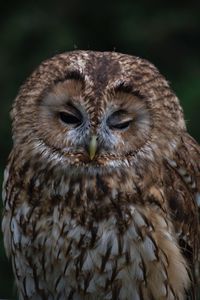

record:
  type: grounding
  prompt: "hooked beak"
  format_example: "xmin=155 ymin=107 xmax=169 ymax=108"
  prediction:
xmin=88 ymin=135 xmax=97 ymax=160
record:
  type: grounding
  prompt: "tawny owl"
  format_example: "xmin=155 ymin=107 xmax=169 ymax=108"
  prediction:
xmin=2 ymin=50 xmax=200 ymax=300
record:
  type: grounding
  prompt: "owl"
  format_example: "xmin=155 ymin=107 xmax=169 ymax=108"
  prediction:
xmin=2 ymin=50 xmax=200 ymax=300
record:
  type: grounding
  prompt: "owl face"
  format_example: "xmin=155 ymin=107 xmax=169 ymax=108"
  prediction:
xmin=12 ymin=51 xmax=184 ymax=175
xmin=38 ymin=77 xmax=151 ymax=169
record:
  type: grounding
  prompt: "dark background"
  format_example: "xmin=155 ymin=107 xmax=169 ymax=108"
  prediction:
xmin=0 ymin=1 xmax=200 ymax=298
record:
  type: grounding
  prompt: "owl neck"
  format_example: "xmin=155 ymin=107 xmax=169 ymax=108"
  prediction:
xmin=10 ymin=150 xmax=164 ymax=221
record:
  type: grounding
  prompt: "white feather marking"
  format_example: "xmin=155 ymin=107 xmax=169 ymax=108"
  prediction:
xmin=110 ymin=235 xmax=119 ymax=256
xmin=167 ymin=159 xmax=177 ymax=168
xmin=132 ymin=208 xmax=146 ymax=227
xmin=11 ymin=218 xmax=21 ymax=246
xmin=2 ymin=167 xmax=10 ymax=203
xmin=190 ymin=181 xmax=196 ymax=189
xmin=140 ymin=235 xmax=157 ymax=262
xmin=117 ymin=269 xmax=141 ymax=299
xmin=24 ymin=275 xmax=36 ymax=297
xmin=76 ymin=56 xmax=86 ymax=69
xmin=195 ymin=193 xmax=200 ymax=207
xmin=32 ymin=140 xmax=65 ymax=165
xmin=15 ymin=202 xmax=31 ymax=221
xmin=82 ymin=251 xmax=95 ymax=272
xmin=67 ymin=225 xmax=85 ymax=243
xmin=183 ymin=174 xmax=192 ymax=183
xmin=55 ymin=276 xmax=66 ymax=293
xmin=88 ymin=273 xmax=106 ymax=292
xmin=126 ymin=223 xmax=141 ymax=241
xmin=177 ymin=167 xmax=187 ymax=176
xmin=111 ymin=188 xmax=118 ymax=199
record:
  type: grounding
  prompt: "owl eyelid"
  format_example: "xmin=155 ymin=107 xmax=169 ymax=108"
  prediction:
xmin=108 ymin=119 xmax=132 ymax=130
xmin=64 ymin=102 xmax=82 ymax=117
xmin=107 ymin=111 xmax=133 ymax=130
xmin=59 ymin=111 xmax=82 ymax=126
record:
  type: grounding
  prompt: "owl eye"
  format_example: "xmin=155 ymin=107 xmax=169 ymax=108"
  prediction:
xmin=59 ymin=112 xmax=82 ymax=126
xmin=110 ymin=120 xmax=131 ymax=130
xmin=59 ymin=103 xmax=83 ymax=126
xmin=107 ymin=110 xmax=132 ymax=130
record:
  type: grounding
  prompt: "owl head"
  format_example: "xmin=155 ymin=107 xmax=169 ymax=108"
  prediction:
xmin=11 ymin=51 xmax=186 ymax=175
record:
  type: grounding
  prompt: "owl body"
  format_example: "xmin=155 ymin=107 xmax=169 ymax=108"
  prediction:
xmin=2 ymin=51 xmax=200 ymax=300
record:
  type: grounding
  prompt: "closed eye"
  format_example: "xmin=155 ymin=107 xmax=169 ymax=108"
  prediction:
xmin=60 ymin=112 xmax=82 ymax=125
xmin=59 ymin=103 xmax=83 ymax=127
xmin=109 ymin=120 xmax=131 ymax=130
xmin=107 ymin=110 xmax=133 ymax=130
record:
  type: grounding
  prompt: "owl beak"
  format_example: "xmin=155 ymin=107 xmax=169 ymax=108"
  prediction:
xmin=88 ymin=135 xmax=97 ymax=160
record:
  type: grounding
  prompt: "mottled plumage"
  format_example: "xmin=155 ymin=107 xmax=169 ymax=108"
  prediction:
xmin=2 ymin=51 xmax=200 ymax=300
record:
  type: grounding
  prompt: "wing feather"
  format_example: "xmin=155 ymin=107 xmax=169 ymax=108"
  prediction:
xmin=164 ymin=133 xmax=200 ymax=299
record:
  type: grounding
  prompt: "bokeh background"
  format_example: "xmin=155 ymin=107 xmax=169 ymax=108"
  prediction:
xmin=0 ymin=1 xmax=200 ymax=298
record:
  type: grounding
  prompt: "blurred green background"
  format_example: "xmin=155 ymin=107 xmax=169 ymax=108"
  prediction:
xmin=0 ymin=0 xmax=200 ymax=298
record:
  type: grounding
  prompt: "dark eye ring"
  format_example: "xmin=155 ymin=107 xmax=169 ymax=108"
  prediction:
xmin=59 ymin=112 xmax=82 ymax=126
xmin=110 ymin=120 xmax=131 ymax=130
xmin=107 ymin=110 xmax=132 ymax=130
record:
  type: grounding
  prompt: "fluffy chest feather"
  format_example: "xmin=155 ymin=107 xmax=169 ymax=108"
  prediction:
xmin=4 ymin=175 xmax=189 ymax=300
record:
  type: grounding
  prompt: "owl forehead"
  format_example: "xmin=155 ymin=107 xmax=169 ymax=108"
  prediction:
xmin=20 ymin=50 xmax=161 ymax=108
xmin=64 ymin=51 xmax=132 ymax=93
xmin=50 ymin=53 xmax=148 ymax=119
xmin=83 ymin=53 xmax=123 ymax=86
xmin=51 ymin=52 xmax=148 ymax=107
xmin=17 ymin=51 xmax=174 ymax=116
xmin=56 ymin=51 xmax=165 ymax=105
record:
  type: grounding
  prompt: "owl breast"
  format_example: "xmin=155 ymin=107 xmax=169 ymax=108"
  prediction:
xmin=5 ymin=170 xmax=189 ymax=300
